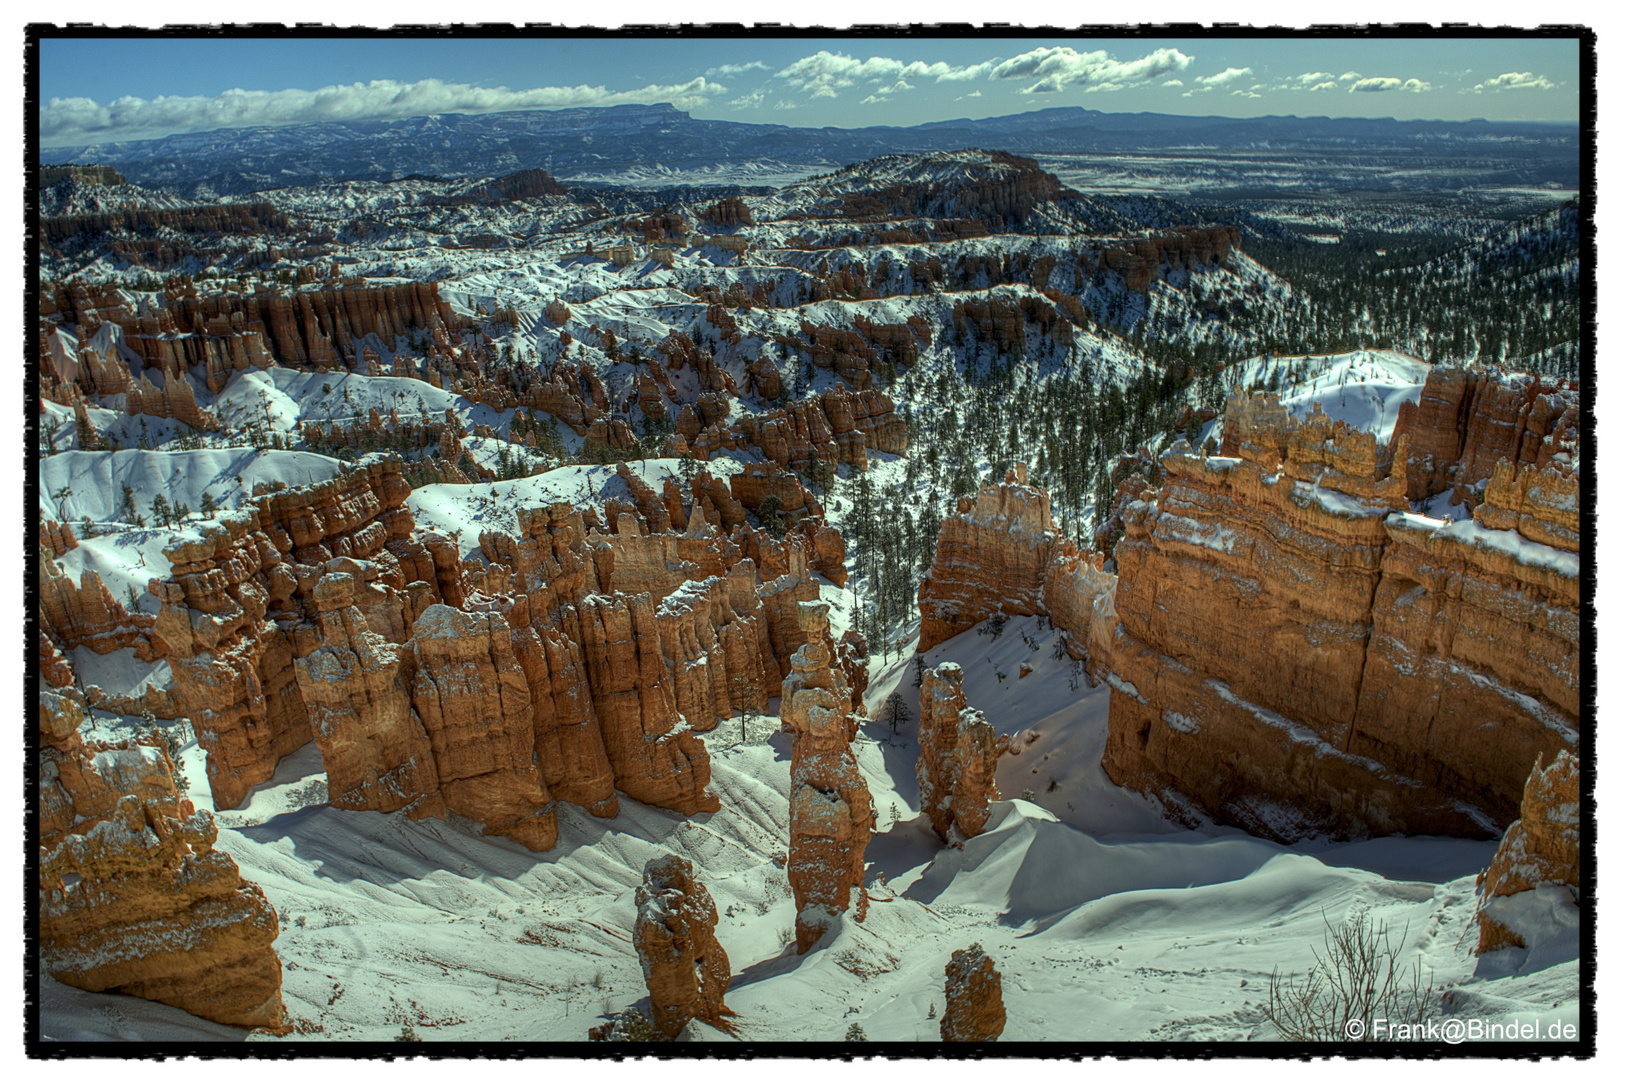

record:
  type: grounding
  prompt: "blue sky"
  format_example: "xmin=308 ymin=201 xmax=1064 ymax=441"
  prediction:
xmin=39 ymin=35 xmax=1582 ymax=147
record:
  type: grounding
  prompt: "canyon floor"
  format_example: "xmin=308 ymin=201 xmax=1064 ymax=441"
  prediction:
xmin=42 ymin=602 xmax=1579 ymax=1043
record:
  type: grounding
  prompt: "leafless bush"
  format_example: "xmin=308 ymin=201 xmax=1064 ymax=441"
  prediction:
xmin=1265 ymin=905 xmax=1436 ymax=1041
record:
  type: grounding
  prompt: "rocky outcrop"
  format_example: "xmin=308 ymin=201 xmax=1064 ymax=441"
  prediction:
xmin=403 ymin=604 xmax=557 ymax=850
xmin=802 ymin=519 xmax=848 ymax=587
xmin=917 ymin=664 xmax=1000 ymax=841
xmin=1095 ymin=432 xmax=1577 ymax=839
xmin=941 ymin=943 xmax=1005 ymax=1042
xmin=924 ymin=383 xmax=1579 ymax=844
xmin=125 ymin=368 xmax=217 ymax=429
xmin=43 ymin=278 xmax=466 ymax=379
xmin=114 ymin=453 xmax=847 ymax=852
xmin=701 ymin=197 xmax=753 ymax=229
xmin=38 ymin=555 xmax=157 ymax=658
xmin=38 ymin=685 xmax=284 ymax=1028
xmin=780 ymin=602 xmax=873 ymax=952
xmin=695 ymin=387 xmax=906 ymax=473
xmin=572 ymin=593 xmax=721 ymax=815
xmin=152 ymin=513 xmax=313 ymax=813
xmin=1390 ymin=367 xmax=1578 ymax=504
xmin=1475 ymin=751 xmax=1581 ymax=954
xmin=293 ymin=571 xmax=446 ymax=819
xmin=917 ymin=464 xmax=1056 ymax=652
xmin=1085 ymin=377 xmax=1581 ymax=840
xmin=633 ymin=855 xmax=732 ymax=1039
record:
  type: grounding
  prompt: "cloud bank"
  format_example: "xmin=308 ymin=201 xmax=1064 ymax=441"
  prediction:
xmin=42 ymin=76 xmax=728 ymax=145
xmin=989 ymin=46 xmax=1193 ymax=94
xmin=1471 ymin=71 xmax=1556 ymax=92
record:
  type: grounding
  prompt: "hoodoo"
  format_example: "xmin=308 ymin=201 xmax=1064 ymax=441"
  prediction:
xmin=780 ymin=601 xmax=874 ymax=953
xmin=633 ymin=855 xmax=733 ymax=1039
xmin=917 ymin=662 xmax=1001 ymax=841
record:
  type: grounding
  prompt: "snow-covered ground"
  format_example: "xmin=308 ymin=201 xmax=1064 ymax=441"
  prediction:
xmin=1224 ymin=349 xmax=1432 ymax=444
xmin=46 ymin=609 xmax=1577 ymax=1044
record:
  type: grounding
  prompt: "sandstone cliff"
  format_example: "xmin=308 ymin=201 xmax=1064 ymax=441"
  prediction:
xmin=1087 ymin=377 xmax=1579 ymax=840
xmin=917 ymin=463 xmax=1056 ymax=652
xmin=38 ymin=685 xmax=285 ymax=1028
xmin=922 ymin=372 xmax=1579 ymax=842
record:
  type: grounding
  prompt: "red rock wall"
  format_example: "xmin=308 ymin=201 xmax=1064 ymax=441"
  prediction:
xmin=1089 ymin=383 xmax=1580 ymax=840
xmin=917 ymin=464 xmax=1056 ymax=652
xmin=38 ymin=686 xmax=285 ymax=1028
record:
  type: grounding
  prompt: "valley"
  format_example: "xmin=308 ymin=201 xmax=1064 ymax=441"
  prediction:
xmin=32 ymin=104 xmax=1585 ymax=1048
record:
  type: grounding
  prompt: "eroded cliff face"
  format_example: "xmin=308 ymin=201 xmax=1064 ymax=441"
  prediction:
xmin=114 ymin=454 xmax=849 ymax=848
xmin=917 ymin=463 xmax=1056 ymax=652
xmin=917 ymin=663 xmax=1001 ymax=842
xmin=38 ymin=686 xmax=285 ymax=1028
xmin=780 ymin=602 xmax=873 ymax=953
xmin=1476 ymin=751 xmax=1581 ymax=955
xmin=922 ymin=366 xmax=1580 ymax=843
xmin=633 ymin=855 xmax=732 ymax=1039
xmin=1090 ymin=371 xmax=1580 ymax=841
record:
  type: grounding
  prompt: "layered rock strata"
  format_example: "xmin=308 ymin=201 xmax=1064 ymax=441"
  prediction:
xmin=917 ymin=463 xmax=1056 ymax=652
xmin=38 ymin=685 xmax=285 ymax=1028
xmin=780 ymin=602 xmax=873 ymax=952
xmin=921 ymin=372 xmax=1579 ymax=841
xmin=1101 ymin=388 xmax=1576 ymax=839
xmin=917 ymin=664 xmax=1001 ymax=841
xmin=633 ymin=855 xmax=732 ymax=1039
xmin=130 ymin=457 xmax=849 ymax=849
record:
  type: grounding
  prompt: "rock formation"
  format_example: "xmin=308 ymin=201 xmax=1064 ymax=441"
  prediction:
xmin=1085 ymin=376 xmax=1579 ymax=840
xmin=780 ymin=601 xmax=873 ymax=952
xmin=125 ymin=368 xmax=217 ymax=429
xmin=38 ymin=685 xmax=285 ymax=1028
xmin=917 ymin=463 xmax=1056 ymax=652
xmin=941 ymin=944 xmax=1005 ymax=1042
xmin=917 ymin=663 xmax=1001 ymax=841
xmin=921 ymin=372 xmax=1579 ymax=843
xmin=633 ymin=855 xmax=732 ymax=1039
xmin=38 ymin=555 xmax=157 ymax=658
xmin=1476 ymin=751 xmax=1581 ymax=954
xmin=403 ymin=604 xmax=558 ymax=849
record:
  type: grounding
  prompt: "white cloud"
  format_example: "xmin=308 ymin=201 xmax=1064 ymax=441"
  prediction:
xmin=959 ymin=90 xmax=983 ymax=99
xmin=1471 ymin=71 xmax=1556 ymax=92
xmin=860 ymin=80 xmax=915 ymax=105
xmin=706 ymin=61 xmax=769 ymax=78
xmin=1292 ymin=71 xmax=1336 ymax=86
xmin=1308 ymin=81 xmax=1339 ymax=92
xmin=1162 ymin=79 xmax=1184 ymax=87
xmin=772 ymin=51 xmax=995 ymax=99
xmin=1349 ymin=76 xmax=1432 ymax=93
xmin=42 ymin=76 xmax=728 ymax=145
xmin=771 ymin=99 xmax=799 ymax=111
xmin=728 ymin=88 xmax=768 ymax=110
xmin=989 ymin=46 xmax=1192 ymax=94
xmin=1338 ymin=71 xmax=1363 ymax=82
xmin=1195 ymin=66 xmax=1253 ymax=87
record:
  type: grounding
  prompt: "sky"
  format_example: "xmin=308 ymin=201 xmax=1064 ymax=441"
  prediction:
xmin=37 ymin=34 xmax=1583 ymax=147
